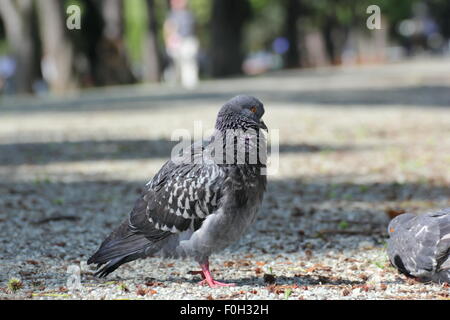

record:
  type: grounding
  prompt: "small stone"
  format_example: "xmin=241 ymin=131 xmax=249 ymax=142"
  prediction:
xmin=358 ymin=241 xmax=373 ymax=250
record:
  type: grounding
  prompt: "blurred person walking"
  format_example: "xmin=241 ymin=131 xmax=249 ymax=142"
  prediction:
xmin=163 ymin=0 xmax=199 ymax=89
xmin=0 ymin=55 xmax=17 ymax=95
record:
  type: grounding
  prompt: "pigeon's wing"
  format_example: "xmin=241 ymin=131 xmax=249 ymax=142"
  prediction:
xmin=432 ymin=209 xmax=450 ymax=270
xmin=407 ymin=216 xmax=441 ymax=277
xmin=128 ymin=160 xmax=225 ymax=239
xmin=390 ymin=215 xmax=441 ymax=278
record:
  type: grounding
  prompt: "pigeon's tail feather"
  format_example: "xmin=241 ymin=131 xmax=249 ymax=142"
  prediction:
xmin=87 ymin=220 xmax=154 ymax=278
xmin=93 ymin=252 xmax=144 ymax=278
xmin=431 ymin=269 xmax=450 ymax=284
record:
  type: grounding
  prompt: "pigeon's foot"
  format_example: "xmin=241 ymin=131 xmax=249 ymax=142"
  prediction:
xmin=198 ymin=261 xmax=235 ymax=288
xmin=198 ymin=279 xmax=236 ymax=288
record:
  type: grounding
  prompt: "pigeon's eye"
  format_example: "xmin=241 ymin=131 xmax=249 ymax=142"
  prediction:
xmin=389 ymin=228 xmax=395 ymax=233
xmin=250 ymin=106 xmax=257 ymax=113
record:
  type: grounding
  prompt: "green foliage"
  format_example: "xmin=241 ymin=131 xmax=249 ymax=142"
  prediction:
xmin=124 ymin=0 xmax=148 ymax=63
xmin=284 ymin=288 xmax=293 ymax=300
xmin=7 ymin=278 xmax=23 ymax=293
xmin=190 ymin=0 xmax=212 ymax=26
xmin=244 ymin=1 xmax=285 ymax=52
xmin=338 ymin=220 xmax=350 ymax=230
xmin=52 ymin=198 xmax=64 ymax=206
xmin=249 ymin=0 xmax=272 ymax=12
xmin=377 ymin=0 xmax=419 ymax=23
xmin=0 ymin=40 xmax=10 ymax=55
xmin=189 ymin=0 xmax=213 ymax=49
xmin=117 ymin=282 xmax=129 ymax=292
xmin=64 ymin=0 xmax=86 ymax=15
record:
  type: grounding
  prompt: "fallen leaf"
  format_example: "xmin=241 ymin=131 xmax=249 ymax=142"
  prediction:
xmin=342 ymin=289 xmax=351 ymax=296
xmin=145 ymin=281 xmax=164 ymax=287
xmin=305 ymin=264 xmax=332 ymax=273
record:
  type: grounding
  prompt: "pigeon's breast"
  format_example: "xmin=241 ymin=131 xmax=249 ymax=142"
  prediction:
xmin=175 ymin=166 xmax=266 ymax=262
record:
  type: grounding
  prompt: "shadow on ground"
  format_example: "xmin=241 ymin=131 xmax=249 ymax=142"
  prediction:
xmin=118 ymin=274 xmax=367 ymax=288
xmin=0 ymin=140 xmax=372 ymax=165
xmin=1 ymin=85 xmax=450 ymax=114
xmin=1 ymin=178 xmax=449 ymax=226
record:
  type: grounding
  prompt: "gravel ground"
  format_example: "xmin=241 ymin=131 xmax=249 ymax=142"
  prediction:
xmin=1 ymin=58 xmax=450 ymax=300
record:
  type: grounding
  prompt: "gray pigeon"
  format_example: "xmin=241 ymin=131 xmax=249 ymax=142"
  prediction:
xmin=88 ymin=95 xmax=268 ymax=288
xmin=387 ymin=208 xmax=450 ymax=284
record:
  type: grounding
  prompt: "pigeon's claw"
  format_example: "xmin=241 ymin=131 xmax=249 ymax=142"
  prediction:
xmin=198 ymin=279 xmax=236 ymax=288
xmin=198 ymin=261 xmax=235 ymax=288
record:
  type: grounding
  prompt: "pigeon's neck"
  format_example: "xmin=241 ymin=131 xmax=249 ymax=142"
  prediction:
xmin=215 ymin=113 xmax=258 ymax=132
xmin=207 ymin=128 xmax=267 ymax=167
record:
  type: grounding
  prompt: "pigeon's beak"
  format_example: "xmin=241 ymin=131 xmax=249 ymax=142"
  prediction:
xmin=259 ymin=120 xmax=268 ymax=132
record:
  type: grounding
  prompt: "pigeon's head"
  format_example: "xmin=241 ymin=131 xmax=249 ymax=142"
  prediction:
xmin=387 ymin=213 xmax=416 ymax=236
xmin=215 ymin=95 xmax=267 ymax=131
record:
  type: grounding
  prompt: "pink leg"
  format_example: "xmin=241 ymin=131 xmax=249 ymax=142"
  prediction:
xmin=198 ymin=261 xmax=235 ymax=288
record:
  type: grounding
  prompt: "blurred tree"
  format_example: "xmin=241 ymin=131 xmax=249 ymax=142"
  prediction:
xmin=36 ymin=0 xmax=76 ymax=93
xmin=283 ymin=0 xmax=302 ymax=68
xmin=124 ymin=0 xmax=146 ymax=64
xmin=425 ymin=0 xmax=450 ymax=38
xmin=142 ymin=0 xmax=162 ymax=82
xmin=245 ymin=0 xmax=284 ymax=53
xmin=210 ymin=0 xmax=251 ymax=77
xmin=304 ymin=0 xmax=378 ymax=64
xmin=190 ymin=0 xmax=212 ymax=48
xmin=0 ymin=0 xmax=36 ymax=93
xmin=321 ymin=10 xmax=341 ymax=64
xmin=306 ymin=0 xmax=354 ymax=64
xmin=124 ymin=0 xmax=161 ymax=82
xmin=66 ymin=0 xmax=104 ymax=88
xmin=96 ymin=0 xmax=135 ymax=85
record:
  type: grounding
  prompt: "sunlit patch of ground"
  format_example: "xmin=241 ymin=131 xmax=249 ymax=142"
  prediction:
xmin=1 ymin=58 xmax=450 ymax=300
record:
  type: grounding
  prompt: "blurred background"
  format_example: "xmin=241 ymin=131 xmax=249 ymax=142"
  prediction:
xmin=2 ymin=0 xmax=450 ymax=300
xmin=1 ymin=0 xmax=450 ymax=95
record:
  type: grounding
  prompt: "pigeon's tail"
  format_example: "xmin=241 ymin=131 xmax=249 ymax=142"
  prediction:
xmin=87 ymin=220 xmax=154 ymax=278
xmin=433 ymin=258 xmax=450 ymax=284
xmin=431 ymin=270 xmax=450 ymax=284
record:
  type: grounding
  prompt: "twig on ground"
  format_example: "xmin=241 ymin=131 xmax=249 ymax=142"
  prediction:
xmin=33 ymin=215 xmax=80 ymax=225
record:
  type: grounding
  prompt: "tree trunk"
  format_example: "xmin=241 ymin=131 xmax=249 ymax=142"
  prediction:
xmin=284 ymin=0 xmax=301 ymax=68
xmin=96 ymin=0 xmax=135 ymax=86
xmin=0 ymin=0 xmax=35 ymax=93
xmin=67 ymin=0 xmax=104 ymax=87
xmin=142 ymin=0 xmax=161 ymax=82
xmin=102 ymin=0 xmax=123 ymax=39
xmin=322 ymin=17 xmax=337 ymax=64
xmin=36 ymin=0 xmax=76 ymax=93
xmin=210 ymin=0 xmax=250 ymax=77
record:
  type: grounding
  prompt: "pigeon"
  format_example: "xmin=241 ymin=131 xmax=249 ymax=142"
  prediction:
xmin=87 ymin=95 xmax=268 ymax=288
xmin=387 ymin=208 xmax=450 ymax=284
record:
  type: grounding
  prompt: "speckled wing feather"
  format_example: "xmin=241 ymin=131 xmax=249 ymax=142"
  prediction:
xmin=388 ymin=209 xmax=450 ymax=282
xmin=88 ymin=141 xmax=228 ymax=277
xmin=403 ymin=214 xmax=440 ymax=277
xmin=128 ymin=158 xmax=225 ymax=240
xmin=433 ymin=209 xmax=450 ymax=271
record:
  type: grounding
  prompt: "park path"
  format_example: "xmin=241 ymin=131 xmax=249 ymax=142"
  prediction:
xmin=1 ymin=58 xmax=450 ymax=299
